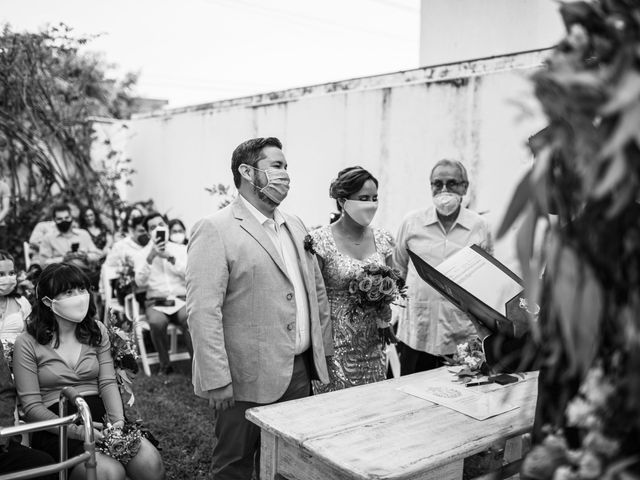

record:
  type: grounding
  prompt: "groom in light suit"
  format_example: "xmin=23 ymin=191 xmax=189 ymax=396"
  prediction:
xmin=186 ymin=137 xmax=333 ymax=479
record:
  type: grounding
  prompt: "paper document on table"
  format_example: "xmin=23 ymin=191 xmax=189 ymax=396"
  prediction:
xmin=436 ymin=247 xmax=522 ymax=315
xmin=398 ymin=382 xmax=518 ymax=421
xmin=152 ymin=298 xmax=185 ymax=316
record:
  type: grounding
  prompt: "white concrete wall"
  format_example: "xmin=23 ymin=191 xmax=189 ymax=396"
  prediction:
xmin=420 ymin=0 xmax=564 ymax=66
xmin=104 ymin=51 xmax=548 ymax=267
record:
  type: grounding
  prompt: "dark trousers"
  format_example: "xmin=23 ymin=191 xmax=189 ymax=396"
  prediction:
xmin=397 ymin=342 xmax=444 ymax=375
xmin=0 ymin=441 xmax=57 ymax=480
xmin=145 ymin=303 xmax=193 ymax=369
xmin=211 ymin=353 xmax=311 ymax=480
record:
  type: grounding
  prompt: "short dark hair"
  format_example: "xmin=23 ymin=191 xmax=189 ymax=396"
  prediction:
xmin=51 ymin=203 xmax=71 ymax=218
xmin=329 ymin=166 xmax=379 ymax=211
xmin=28 ymin=263 xmax=100 ymax=348
xmin=143 ymin=212 xmax=168 ymax=232
xmin=231 ymin=137 xmax=283 ymax=188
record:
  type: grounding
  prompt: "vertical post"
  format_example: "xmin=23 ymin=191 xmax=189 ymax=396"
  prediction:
xmin=76 ymin=398 xmax=97 ymax=480
xmin=260 ymin=430 xmax=279 ymax=480
xmin=58 ymin=395 xmax=69 ymax=480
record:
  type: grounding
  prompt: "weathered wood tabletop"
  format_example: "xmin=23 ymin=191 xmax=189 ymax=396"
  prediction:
xmin=246 ymin=367 xmax=538 ymax=480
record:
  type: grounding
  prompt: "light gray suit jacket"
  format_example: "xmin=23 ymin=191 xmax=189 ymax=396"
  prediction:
xmin=186 ymin=197 xmax=333 ymax=403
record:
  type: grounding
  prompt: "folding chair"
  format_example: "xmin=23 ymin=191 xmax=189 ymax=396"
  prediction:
xmin=123 ymin=293 xmax=189 ymax=376
xmin=0 ymin=387 xmax=97 ymax=480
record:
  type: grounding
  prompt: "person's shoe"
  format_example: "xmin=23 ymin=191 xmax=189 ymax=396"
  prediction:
xmin=159 ymin=365 xmax=174 ymax=375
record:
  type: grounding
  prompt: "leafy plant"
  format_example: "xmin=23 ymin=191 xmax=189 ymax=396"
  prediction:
xmin=498 ymin=1 xmax=640 ymax=478
xmin=0 ymin=23 xmax=138 ymax=266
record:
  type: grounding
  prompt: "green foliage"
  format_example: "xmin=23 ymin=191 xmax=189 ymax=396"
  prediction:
xmin=0 ymin=23 xmax=137 ymax=265
xmin=499 ymin=1 xmax=640 ymax=478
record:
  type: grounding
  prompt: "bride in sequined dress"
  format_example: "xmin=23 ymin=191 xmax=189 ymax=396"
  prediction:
xmin=312 ymin=167 xmax=396 ymax=394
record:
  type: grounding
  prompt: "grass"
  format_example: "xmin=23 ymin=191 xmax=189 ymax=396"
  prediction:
xmin=125 ymin=360 xmax=215 ymax=480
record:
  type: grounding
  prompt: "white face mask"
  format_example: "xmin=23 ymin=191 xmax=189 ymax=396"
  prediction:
xmin=343 ymin=200 xmax=378 ymax=227
xmin=44 ymin=292 xmax=91 ymax=323
xmin=433 ymin=192 xmax=462 ymax=217
xmin=0 ymin=275 xmax=17 ymax=296
xmin=170 ymin=232 xmax=186 ymax=244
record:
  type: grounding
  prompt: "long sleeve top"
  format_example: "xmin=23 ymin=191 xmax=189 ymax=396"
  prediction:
xmin=13 ymin=321 xmax=124 ymax=437
xmin=134 ymin=241 xmax=187 ymax=299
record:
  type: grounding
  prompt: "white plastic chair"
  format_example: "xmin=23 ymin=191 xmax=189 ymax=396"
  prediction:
xmin=123 ymin=293 xmax=189 ymax=376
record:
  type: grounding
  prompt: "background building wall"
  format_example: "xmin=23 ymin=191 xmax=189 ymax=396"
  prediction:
xmin=102 ymin=51 xmax=549 ymax=267
xmin=419 ymin=0 xmax=564 ymax=66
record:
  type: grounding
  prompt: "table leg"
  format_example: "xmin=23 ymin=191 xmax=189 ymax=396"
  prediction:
xmin=261 ymin=430 xmax=280 ymax=480
xmin=504 ymin=435 xmax=524 ymax=479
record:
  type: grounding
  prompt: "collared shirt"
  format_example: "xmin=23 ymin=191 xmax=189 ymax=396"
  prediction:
xmin=39 ymin=228 xmax=101 ymax=265
xmin=392 ymin=206 xmax=493 ymax=356
xmin=239 ymin=195 xmax=310 ymax=354
xmin=134 ymin=241 xmax=187 ymax=299
xmin=29 ymin=221 xmax=57 ymax=249
xmin=104 ymin=236 xmax=146 ymax=278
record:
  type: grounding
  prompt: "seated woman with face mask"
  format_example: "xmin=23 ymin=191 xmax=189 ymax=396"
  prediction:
xmin=0 ymin=250 xmax=31 ymax=345
xmin=13 ymin=263 xmax=165 ymax=480
xmin=311 ymin=166 xmax=396 ymax=395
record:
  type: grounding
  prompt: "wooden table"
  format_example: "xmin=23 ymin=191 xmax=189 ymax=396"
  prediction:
xmin=246 ymin=368 xmax=538 ymax=480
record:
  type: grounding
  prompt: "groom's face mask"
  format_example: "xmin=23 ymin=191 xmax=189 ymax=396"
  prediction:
xmin=242 ymin=164 xmax=290 ymax=205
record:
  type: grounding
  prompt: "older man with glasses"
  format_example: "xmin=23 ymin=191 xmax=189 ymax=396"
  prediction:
xmin=392 ymin=159 xmax=493 ymax=374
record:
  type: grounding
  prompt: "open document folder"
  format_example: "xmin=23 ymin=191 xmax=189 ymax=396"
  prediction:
xmin=408 ymin=245 xmax=529 ymax=337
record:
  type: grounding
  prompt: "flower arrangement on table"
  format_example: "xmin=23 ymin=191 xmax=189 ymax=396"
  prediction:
xmin=445 ymin=337 xmax=490 ymax=383
xmin=97 ymin=419 xmax=143 ymax=465
xmin=346 ymin=263 xmax=407 ymax=343
xmin=113 ymin=256 xmax=136 ymax=305
xmin=106 ymin=315 xmax=139 ymax=407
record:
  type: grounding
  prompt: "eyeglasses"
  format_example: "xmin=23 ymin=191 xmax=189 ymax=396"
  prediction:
xmin=430 ymin=180 xmax=467 ymax=190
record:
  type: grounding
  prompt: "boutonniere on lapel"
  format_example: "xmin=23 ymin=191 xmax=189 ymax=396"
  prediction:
xmin=303 ymin=234 xmax=316 ymax=255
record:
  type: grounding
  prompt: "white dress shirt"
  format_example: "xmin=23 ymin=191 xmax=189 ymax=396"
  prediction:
xmin=134 ymin=241 xmax=188 ymax=299
xmin=239 ymin=195 xmax=310 ymax=354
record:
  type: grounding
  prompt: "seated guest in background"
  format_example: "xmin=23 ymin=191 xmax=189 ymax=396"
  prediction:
xmin=311 ymin=166 xmax=396 ymax=394
xmin=79 ymin=207 xmax=113 ymax=258
xmin=38 ymin=203 xmax=101 ymax=268
xmin=393 ymin=159 xmax=493 ymax=374
xmin=13 ymin=263 xmax=165 ymax=480
xmin=0 ymin=251 xmax=30 ymax=344
xmin=28 ymin=217 xmax=57 ymax=259
xmin=105 ymin=211 xmax=148 ymax=272
xmin=168 ymin=219 xmax=188 ymax=245
xmin=0 ymin=341 xmax=56 ymax=480
xmin=135 ymin=213 xmax=192 ymax=375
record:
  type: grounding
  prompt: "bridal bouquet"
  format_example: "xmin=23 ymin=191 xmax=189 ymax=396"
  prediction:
xmin=97 ymin=421 xmax=142 ymax=465
xmin=106 ymin=317 xmax=139 ymax=406
xmin=347 ymin=263 xmax=407 ymax=328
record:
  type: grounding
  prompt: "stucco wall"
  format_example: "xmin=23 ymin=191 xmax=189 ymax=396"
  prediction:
xmin=103 ymin=50 xmax=549 ymax=268
xmin=419 ymin=0 xmax=564 ymax=66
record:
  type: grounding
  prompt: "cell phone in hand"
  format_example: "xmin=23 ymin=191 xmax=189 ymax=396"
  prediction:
xmin=71 ymin=242 xmax=80 ymax=253
xmin=155 ymin=227 xmax=167 ymax=244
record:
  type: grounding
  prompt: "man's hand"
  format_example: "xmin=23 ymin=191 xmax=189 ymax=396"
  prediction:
xmin=207 ymin=384 xmax=234 ymax=412
xmin=148 ymin=240 xmax=175 ymax=264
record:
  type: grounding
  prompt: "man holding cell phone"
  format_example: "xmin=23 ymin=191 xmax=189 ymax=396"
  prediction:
xmin=134 ymin=212 xmax=193 ymax=375
xmin=39 ymin=203 xmax=101 ymax=267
